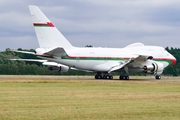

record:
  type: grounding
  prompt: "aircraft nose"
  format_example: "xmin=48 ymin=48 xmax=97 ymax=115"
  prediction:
xmin=171 ymin=56 xmax=176 ymax=66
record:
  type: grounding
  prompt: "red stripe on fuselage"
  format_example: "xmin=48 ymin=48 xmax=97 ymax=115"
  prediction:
xmin=153 ymin=58 xmax=176 ymax=66
xmin=68 ymin=56 xmax=131 ymax=60
xmin=169 ymin=58 xmax=176 ymax=66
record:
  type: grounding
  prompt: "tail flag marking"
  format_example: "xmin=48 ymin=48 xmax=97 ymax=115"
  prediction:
xmin=33 ymin=22 xmax=55 ymax=27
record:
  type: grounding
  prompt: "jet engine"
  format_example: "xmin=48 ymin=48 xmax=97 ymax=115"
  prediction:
xmin=42 ymin=62 xmax=69 ymax=72
xmin=143 ymin=62 xmax=164 ymax=75
xmin=48 ymin=66 xmax=69 ymax=72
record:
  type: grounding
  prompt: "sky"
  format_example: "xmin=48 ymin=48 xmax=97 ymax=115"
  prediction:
xmin=0 ymin=0 xmax=180 ymax=51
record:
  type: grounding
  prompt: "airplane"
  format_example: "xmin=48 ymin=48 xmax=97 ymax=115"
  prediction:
xmin=13 ymin=5 xmax=176 ymax=80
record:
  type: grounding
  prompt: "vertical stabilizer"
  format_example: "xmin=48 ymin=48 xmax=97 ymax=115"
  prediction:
xmin=28 ymin=5 xmax=74 ymax=49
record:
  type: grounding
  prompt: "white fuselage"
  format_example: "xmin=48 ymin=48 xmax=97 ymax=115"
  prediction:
xmin=38 ymin=45 xmax=175 ymax=73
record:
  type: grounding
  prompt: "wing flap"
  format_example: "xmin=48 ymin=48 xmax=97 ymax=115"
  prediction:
xmin=108 ymin=54 xmax=152 ymax=73
xmin=108 ymin=60 xmax=131 ymax=73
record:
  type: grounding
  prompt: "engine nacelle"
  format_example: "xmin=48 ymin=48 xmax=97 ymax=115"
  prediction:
xmin=42 ymin=62 xmax=69 ymax=72
xmin=143 ymin=62 xmax=164 ymax=75
xmin=49 ymin=66 xmax=69 ymax=72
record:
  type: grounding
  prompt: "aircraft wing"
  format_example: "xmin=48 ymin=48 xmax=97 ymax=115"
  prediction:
xmin=108 ymin=54 xmax=152 ymax=73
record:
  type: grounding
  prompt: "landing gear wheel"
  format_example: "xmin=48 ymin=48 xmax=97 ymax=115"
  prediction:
xmin=95 ymin=72 xmax=113 ymax=80
xmin=119 ymin=75 xmax=129 ymax=80
xmin=103 ymin=75 xmax=107 ymax=79
xmin=95 ymin=75 xmax=98 ymax=79
xmin=155 ymin=75 xmax=161 ymax=80
xmin=109 ymin=75 xmax=113 ymax=79
xmin=95 ymin=74 xmax=102 ymax=79
xmin=125 ymin=76 xmax=129 ymax=80
xmin=103 ymin=75 xmax=113 ymax=80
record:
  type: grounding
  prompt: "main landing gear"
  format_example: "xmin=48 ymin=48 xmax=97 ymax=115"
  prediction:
xmin=119 ymin=75 xmax=129 ymax=80
xmin=95 ymin=72 xmax=113 ymax=80
xmin=95 ymin=72 xmax=161 ymax=80
xmin=94 ymin=72 xmax=130 ymax=80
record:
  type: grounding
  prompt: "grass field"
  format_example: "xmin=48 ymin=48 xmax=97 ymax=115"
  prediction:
xmin=0 ymin=75 xmax=180 ymax=120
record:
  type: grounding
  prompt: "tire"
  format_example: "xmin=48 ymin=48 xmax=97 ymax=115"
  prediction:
xmin=155 ymin=75 xmax=161 ymax=80
xmin=110 ymin=75 xmax=113 ymax=79
xmin=125 ymin=76 xmax=129 ymax=80
xmin=98 ymin=75 xmax=102 ymax=79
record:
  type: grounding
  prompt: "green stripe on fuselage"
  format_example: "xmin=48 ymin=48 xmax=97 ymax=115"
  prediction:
xmin=62 ymin=57 xmax=172 ymax=66
xmin=154 ymin=59 xmax=172 ymax=66
xmin=62 ymin=57 xmax=128 ymax=61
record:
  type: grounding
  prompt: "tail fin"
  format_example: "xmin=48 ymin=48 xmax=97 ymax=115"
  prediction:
xmin=28 ymin=5 xmax=74 ymax=49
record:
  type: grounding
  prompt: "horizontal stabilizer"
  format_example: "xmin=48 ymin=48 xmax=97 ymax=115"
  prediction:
xmin=11 ymin=59 xmax=47 ymax=62
xmin=13 ymin=50 xmax=35 ymax=55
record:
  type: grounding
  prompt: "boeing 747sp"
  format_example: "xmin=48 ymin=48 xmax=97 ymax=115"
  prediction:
xmin=13 ymin=5 xmax=176 ymax=80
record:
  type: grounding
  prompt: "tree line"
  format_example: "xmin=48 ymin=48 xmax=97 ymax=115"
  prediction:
xmin=0 ymin=48 xmax=93 ymax=75
xmin=0 ymin=47 xmax=179 ymax=76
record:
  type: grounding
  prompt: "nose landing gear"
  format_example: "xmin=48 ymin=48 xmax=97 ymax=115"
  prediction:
xmin=155 ymin=75 xmax=161 ymax=80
